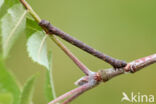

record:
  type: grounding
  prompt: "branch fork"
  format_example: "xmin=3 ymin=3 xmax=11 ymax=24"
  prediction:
xmin=49 ymin=54 xmax=156 ymax=104
xmin=19 ymin=0 xmax=156 ymax=104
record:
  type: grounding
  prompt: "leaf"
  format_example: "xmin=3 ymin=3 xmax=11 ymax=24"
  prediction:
xmin=26 ymin=17 xmax=42 ymax=38
xmin=0 ymin=92 xmax=13 ymax=104
xmin=0 ymin=0 xmax=4 ymax=8
xmin=0 ymin=4 xmax=27 ymax=58
xmin=45 ymin=52 xmax=56 ymax=102
xmin=19 ymin=74 xmax=38 ymax=104
xmin=0 ymin=0 xmax=19 ymax=18
xmin=0 ymin=55 xmax=21 ymax=104
xmin=26 ymin=18 xmax=56 ymax=102
xmin=26 ymin=31 xmax=49 ymax=69
xmin=26 ymin=18 xmax=49 ymax=69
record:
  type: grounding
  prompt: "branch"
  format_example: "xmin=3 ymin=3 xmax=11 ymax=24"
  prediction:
xmin=124 ymin=53 xmax=156 ymax=72
xmin=61 ymin=86 xmax=91 ymax=104
xmin=20 ymin=0 xmax=41 ymax=22
xmin=90 ymin=53 xmax=156 ymax=83
xmin=39 ymin=20 xmax=127 ymax=69
xmin=61 ymin=92 xmax=83 ymax=104
xmin=50 ymin=36 xmax=92 ymax=75
xmin=19 ymin=1 xmax=156 ymax=104
xmin=48 ymin=83 xmax=94 ymax=104
xmin=49 ymin=54 xmax=156 ymax=104
xmin=19 ymin=0 xmax=91 ymax=75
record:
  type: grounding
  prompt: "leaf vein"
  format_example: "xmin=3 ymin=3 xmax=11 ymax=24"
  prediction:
xmin=4 ymin=10 xmax=27 ymax=49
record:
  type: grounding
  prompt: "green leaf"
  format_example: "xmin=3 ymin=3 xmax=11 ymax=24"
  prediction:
xmin=0 ymin=0 xmax=19 ymax=18
xmin=19 ymin=74 xmax=38 ymax=104
xmin=26 ymin=18 xmax=56 ymax=102
xmin=26 ymin=17 xmax=42 ymax=38
xmin=45 ymin=52 xmax=56 ymax=102
xmin=0 ymin=92 xmax=13 ymax=104
xmin=0 ymin=0 xmax=4 ymax=8
xmin=26 ymin=18 xmax=49 ymax=69
xmin=0 ymin=4 xmax=27 ymax=58
xmin=26 ymin=31 xmax=49 ymax=69
xmin=0 ymin=56 xmax=21 ymax=104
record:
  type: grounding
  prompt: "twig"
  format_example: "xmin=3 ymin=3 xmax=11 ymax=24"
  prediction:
xmin=124 ymin=53 xmax=156 ymax=73
xmin=19 ymin=1 xmax=156 ymax=104
xmin=39 ymin=20 xmax=127 ymax=69
xmin=19 ymin=0 xmax=91 ymax=75
xmin=50 ymin=35 xmax=92 ymax=75
xmin=49 ymin=54 xmax=156 ymax=104
xmin=61 ymin=93 xmax=82 ymax=104
xmin=48 ymin=83 xmax=94 ymax=104
xmin=91 ymin=53 xmax=156 ymax=83
xmin=61 ymin=86 xmax=91 ymax=104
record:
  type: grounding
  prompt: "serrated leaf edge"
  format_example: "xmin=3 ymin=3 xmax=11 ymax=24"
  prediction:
xmin=26 ymin=31 xmax=49 ymax=69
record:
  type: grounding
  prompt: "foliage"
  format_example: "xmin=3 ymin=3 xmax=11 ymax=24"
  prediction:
xmin=1 ymin=0 xmax=155 ymax=104
xmin=18 ymin=74 xmax=38 ymax=104
xmin=0 ymin=56 xmax=20 ymax=104
xmin=0 ymin=1 xmax=55 ymax=104
xmin=1 ymin=4 xmax=26 ymax=58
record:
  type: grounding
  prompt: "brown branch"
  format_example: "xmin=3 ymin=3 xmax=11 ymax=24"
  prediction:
xmin=124 ymin=54 xmax=156 ymax=73
xmin=91 ymin=53 xmax=156 ymax=83
xmin=19 ymin=1 xmax=156 ymax=104
xmin=61 ymin=93 xmax=82 ymax=104
xmin=61 ymin=89 xmax=89 ymax=104
xmin=48 ymin=54 xmax=156 ymax=104
xmin=39 ymin=20 xmax=127 ymax=69
xmin=48 ymin=83 xmax=94 ymax=104
xmin=19 ymin=0 xmax=92 ymax=75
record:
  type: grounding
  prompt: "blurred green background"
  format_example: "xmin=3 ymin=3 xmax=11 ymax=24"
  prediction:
xmin=5 ymin=0 xmax=156 ymax=104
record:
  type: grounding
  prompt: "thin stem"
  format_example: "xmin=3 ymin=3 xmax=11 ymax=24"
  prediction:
xmin=50 ymin=35 xmax=92 ymax=75
xmin=39 ymin=20 xmax=127 ymax=68
xmin=49 ymin=70 xmax=57 ymax=99
xmin=124 ymin=53 xmax=156 ymax=72
xmin=61 ymin=93 xmax=82 ymax=104
xmin=61 ymin=53 xmax=156 ymax=104
xmin=20 ymin=0 xmax=41 ymax=22
xmin=19 ymin=0 xmax=91 ymax=75
xmin=19 ymin=1 xmax=156 ymax=104
xmin=49 ymin=56 xmax=57 ymax=99
xmin=48 ymin=83 xmax=92 ymax=104
xmin=62 ymin=86 xmax=90 ymax=104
